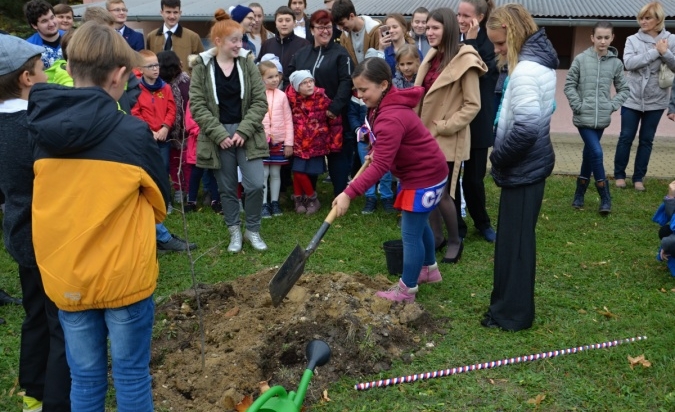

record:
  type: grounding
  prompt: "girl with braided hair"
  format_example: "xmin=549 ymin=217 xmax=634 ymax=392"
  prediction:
xmin=333 ymin=57 xmax=448 ymax=303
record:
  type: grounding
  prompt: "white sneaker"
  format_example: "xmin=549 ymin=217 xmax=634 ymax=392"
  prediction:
xmin=227 ymin=226 xmax=242 ymax=253
xmin=244 ymin=230 xmax=267 ymax=251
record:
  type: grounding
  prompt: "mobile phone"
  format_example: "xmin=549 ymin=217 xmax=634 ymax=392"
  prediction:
xmin=379 ymin=25 xmax=390 ymax=37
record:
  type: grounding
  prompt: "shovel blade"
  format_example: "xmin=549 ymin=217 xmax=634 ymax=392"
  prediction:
xmin=269 ymin=244 xmax=308 ymax=307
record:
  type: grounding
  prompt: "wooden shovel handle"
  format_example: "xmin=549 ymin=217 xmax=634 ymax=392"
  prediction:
xmin=324 ymin=157 xmax=372 ymax=225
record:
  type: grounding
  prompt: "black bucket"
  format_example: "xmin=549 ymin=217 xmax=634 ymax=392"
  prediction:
xmin=382 ymin=239 xmax=403 ymax=275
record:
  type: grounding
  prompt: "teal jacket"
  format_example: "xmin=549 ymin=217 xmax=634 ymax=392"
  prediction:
xmin=564 ymin=46 xmax=629 ymax=129
xmin=189 ymin=48 xmax=269 ymax=169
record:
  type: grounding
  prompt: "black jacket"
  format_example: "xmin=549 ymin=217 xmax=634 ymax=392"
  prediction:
xmin=287 ymin=40 xmax=354 ymax=118
xmin=258 ymin=32 xmax=310 ymax=88
xmin=463 ymin=28 xmax=499 ymax=149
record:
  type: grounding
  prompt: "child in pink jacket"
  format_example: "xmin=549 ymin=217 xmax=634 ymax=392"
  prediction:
xmin=184 ymin=102 xmax=221 ymax=213
xmin=259 ymin=59 xmax=293 ymax=217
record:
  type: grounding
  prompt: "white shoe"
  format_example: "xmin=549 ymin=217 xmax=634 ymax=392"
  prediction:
xmin=227 ymin=226 xmax=242 ymax=253
xmin=244 ymin=230 xmax=267 ymax=251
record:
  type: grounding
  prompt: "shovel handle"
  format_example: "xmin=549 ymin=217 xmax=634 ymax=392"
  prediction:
xmin=305 ymin=159 xmax=372 ymax=253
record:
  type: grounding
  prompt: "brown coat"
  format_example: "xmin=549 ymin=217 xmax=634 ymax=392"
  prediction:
xmin=415 ymin=45 xmax=486 ymax=197
xmin=339 ymin=15 xmax=381 ymax=64
xmin=146 ymin=24 xmax=204 ymax=72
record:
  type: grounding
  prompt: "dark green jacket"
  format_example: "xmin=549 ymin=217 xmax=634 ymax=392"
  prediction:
xmin=564 ymin=46 xmax=629 ymax=129
xmin=189 ymin=48 xmax=269 ymax=169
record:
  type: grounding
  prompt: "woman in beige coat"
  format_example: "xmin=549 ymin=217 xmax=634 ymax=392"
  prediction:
xmin=416 ymin=7 xmax=486 ymax=263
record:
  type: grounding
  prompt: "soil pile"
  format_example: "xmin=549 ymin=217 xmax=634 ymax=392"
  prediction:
xmin=151 ymin=269 xmax=449 ymax=411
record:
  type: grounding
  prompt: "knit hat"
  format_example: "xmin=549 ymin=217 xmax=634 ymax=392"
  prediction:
xmin=260 ymin=53 xmax=282 ymax=73
xmin=289 ymin=70 xmax=313 ymax=92
xmin=0 ymin=34 xmax=45 ymax=76
xmin=229 ymin=5 xmax=253 ymax=23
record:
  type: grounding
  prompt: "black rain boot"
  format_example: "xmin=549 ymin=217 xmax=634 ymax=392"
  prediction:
xmin=596 ymin=180 xmax=611 ymax=215
xmin=572 ymin=177 xmax=589 ymax=209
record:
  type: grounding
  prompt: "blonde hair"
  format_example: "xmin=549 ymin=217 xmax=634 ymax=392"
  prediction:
xmin=395 ymin=43 xmax=420 ymax=63
xmin=210 ymin=9 xmax=244 ymax=47
xmin=258 ymin=60 xmax=277 ymax=76
xmin=637 ymin=2 xmax=665 ymax=33
xmin=82 ymin=6 xmax=115 ymax=26
xmin=384 ymin=13 xmax=413 ymax=44
xmin=105 ymin=0 xmax=125 ymax=9
xmin=67 ymin=21 xmax=141 ymax=86
xmin=486 ymin=3 xmax=538 ymax=75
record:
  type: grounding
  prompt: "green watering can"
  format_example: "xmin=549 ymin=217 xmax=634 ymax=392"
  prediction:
xmin=247 ymin=340 xmax=331 ymax=412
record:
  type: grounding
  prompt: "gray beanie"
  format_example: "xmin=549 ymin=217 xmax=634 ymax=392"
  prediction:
xmin=289 ymin=70 xmax=314 ymax=92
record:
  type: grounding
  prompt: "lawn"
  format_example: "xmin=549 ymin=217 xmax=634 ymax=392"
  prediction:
xmin=1 ymin=174 xmax=674 ymax=411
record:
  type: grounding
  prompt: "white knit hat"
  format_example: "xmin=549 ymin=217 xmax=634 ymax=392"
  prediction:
xmin=260 ymin=53 xmax=282 ymax=73
xmin=289 ymin=70 xmax=314 ymax=92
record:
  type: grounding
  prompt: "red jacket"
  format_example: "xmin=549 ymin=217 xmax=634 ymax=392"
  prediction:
xmin=131 ymin=80 xmax=176 ymax=133
xmin=345 ymin=86 xmax=448 ymax=199
xmin=286 ymin=85 xmax=342 ymax=159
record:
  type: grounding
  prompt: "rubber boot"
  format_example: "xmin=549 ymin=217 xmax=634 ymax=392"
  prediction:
xmin=596 ymin=180 xmax=611 ymax=215
xmin=572 ymin=177 xmax=589 ymax=209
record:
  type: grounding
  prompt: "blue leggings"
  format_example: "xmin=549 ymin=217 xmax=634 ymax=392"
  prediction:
xmin=400 ymin=210 xmax=436 ymax=288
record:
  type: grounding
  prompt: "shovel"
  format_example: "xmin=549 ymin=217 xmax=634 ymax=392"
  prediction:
xmin=269 ymin=159 xmax=371 ymax=307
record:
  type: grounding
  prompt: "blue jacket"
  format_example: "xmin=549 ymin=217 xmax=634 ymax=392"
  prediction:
xmin=122 ymin=25 xmax=144 ymax=51
xmin=26 ymin=30 xmax=65 ymax=69
xmin=653 ymin=197 xmax=675 ymax=275
xmin=347 ymin=94 xmax=367 ymax=137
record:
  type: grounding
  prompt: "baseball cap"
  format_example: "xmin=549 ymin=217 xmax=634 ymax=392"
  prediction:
xmin=0 ymin=34 xmax=45 ymax=76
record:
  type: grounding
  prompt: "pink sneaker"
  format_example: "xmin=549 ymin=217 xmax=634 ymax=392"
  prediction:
xmin=418 ymin=263 xmax=442 ymax=284
xmin=375 ymin=279 xmax=418 ymax=303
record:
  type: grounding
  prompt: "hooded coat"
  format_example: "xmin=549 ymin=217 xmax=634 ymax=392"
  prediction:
xmin=490 ymin=28 xmax=558 ymax=188
xmin=345 ymin=87 xmax=448 ymax=199
xmin=415 ymin=44 xmax=487 ymax=197
xmin=189 ymin=48 xmax=269 ymax=169
xmin=564 ymin=46 xmax=629 ymax=129
xmin=27 ymin=84 xmax=169 ymax=311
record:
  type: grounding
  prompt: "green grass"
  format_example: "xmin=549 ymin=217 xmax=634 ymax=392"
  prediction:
xmin=1 ymin=175 xmax=675 ymax=411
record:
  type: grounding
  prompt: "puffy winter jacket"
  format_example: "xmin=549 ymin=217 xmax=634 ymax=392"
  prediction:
xmin=564 ymin=46 xmax=629 ymax=129
xmin=286 ymin=86 xmax=332 ymax=159
xmin=490 ymin=29 xmax=558 ymax=188
xmin=262 ymin=88 xmax=293 ymax=147
xmin=623 ymin=29 xmax=675 ymax=112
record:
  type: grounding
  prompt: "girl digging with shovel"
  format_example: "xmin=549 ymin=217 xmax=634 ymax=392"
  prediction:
xmin=333 ymin=57 xmax=449 ymax=303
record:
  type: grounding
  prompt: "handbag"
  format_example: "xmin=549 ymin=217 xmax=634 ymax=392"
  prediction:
xmin=659 ymin=63 xmax=674 ymax=89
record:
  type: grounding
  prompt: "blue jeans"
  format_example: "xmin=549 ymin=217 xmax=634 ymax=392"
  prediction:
xmin=157 ymin=141 xmax=170 ymax=174
xmin=578 ymin=127 xmax=606 ymax=181
xmin=400 ymin=210 xmax=436 ymax=288
xmin=58 ymin=296 xmax=155 ymax=412
xmin=156 ymin=223 xmax=171 ymax=243
xmin=357 ymin=141 xmax=393 ymax=199
xmin=613 ymin=106 xmax=664 ymax=182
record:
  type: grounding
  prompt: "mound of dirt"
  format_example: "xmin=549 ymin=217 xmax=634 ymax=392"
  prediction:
xmin=151 ymin=270 xmax=449 ymax=411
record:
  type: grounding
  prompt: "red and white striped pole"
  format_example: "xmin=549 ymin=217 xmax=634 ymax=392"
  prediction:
xmin=355 ymin=335 xmax=647 ymax=391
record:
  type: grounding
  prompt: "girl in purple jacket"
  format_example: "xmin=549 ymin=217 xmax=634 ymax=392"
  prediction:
xmin=333 ymin=58 xmax=449 ymax=303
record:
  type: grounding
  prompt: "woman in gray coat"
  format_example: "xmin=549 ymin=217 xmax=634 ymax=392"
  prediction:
xmin=564 ymin=21 xmax=628 ymax=214
xmin=613 ymin=2 xmax=675 ymax=191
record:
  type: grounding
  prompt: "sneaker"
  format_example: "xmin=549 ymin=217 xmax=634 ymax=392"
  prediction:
xmin=211 ymin=200 xmax=223 ymax=214
xmin=227 ymin=226 xmax=242 ymax=253
xmin=261 ymin=203 xmax=272 ymax=219
xmin=381 ymin=197 xmax=396 ymax=213
xmin=23 ymin=396 xmax=42 ymax=412
xmin=157 ymin=234 xmax=197 ymax=253
xmin=184 ymin=201 xmax=198 ymax=213
xmin=173 ymin=190 xmax=184 ymax=204
xmin=271 ymin=201 xmax=283 ymax=216
xmin=244 ymin=229 xmax=268 ymax=251
xmin=418 ymin=263 xmax=442 ymax=284
xmin=375 ymin=279 xmax=418 ymax=303
xmin=362 ymin=197 xmax=377 ymax=214
xmin=305 ymin=193 xmax=321 ymax=215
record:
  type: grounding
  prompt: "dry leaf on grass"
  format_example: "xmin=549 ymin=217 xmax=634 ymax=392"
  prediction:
xmin=597 ymin=306 xmax=618 ymax=319
xmin=234 ymin=395 xmax=253 ymax=412
xmin=526 ymin=393 xmax=546 ymax=409
xmin=321 ymin=390 xmax=331 ymax=402
xmin=225 ymin=306 xmax=239 ymax=318
xmin=627 ymin=354 xmax=651 ymax=369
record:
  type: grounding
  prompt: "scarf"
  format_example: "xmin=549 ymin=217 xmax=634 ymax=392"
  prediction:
xmin=140 ymin=76 xmax=166 ymax=91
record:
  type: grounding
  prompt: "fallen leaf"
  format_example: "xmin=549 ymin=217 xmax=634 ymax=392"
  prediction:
xmin=578 ymin=309 xmax=587 ymax=314
xmin=597 ymin=306 xmax=618 ymax=319
xmin=470 ymin=293 xmax=476 ymax=297
xmin=526 ymin=393 xmax=546 ymax=409
xmin=9 ymin=378 xmax=18 ymax=397
xmin=259 ymin=379 xmax=270 ymax=394
xmin=234 ymin=395 xmax=253 ymax=412
xmin=566 ymin=242 xmax=574 ymax=245
xmin=321 ymin=389 xmax=331 ymax=402
xmin=627 ymin=354 xmax=652 ymax=369
xmin=563 ymin=273 xmax=572 ymax=278
xmin=581 ymin=263 xmax=588 ymax=269
xmin=225 ymin=306 xmax=239 ymax=318
xmin=660 ymin=288 xmax=667 ymax=293
xmin=671 ymin=288 xmax=675 ymax=292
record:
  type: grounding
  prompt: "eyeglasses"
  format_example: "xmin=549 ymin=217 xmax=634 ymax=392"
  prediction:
xmin=313 ymin=25 xmax=332 ymax=33
xmin=108 ymin=8 xmax=128 ymax=13
xmin=142 ymin=64 xmax=160 ymax=69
